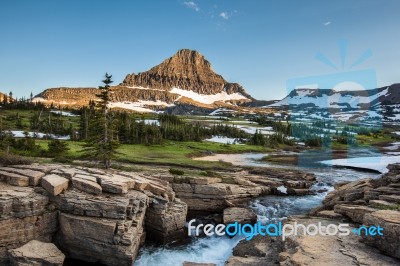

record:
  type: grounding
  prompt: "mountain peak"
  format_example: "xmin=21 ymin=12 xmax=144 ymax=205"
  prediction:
xmin=175 ymin=48 xmax=203 ymax=59
xmin=146 ymin=49 xmax=215 ymax=80
xmin=172 ymin=49 xmax=207 ymax=66
xmin=121 ymin=49 xmax=251 ymax=98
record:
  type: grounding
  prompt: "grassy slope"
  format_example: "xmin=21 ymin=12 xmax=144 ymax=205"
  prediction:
xmin=0 ymin=109 xmax=81 ymax=130
xmin=37 ymin=140 xmax=270 ymax=169
xmin=4 ymin=108 xmax=399 ymax=169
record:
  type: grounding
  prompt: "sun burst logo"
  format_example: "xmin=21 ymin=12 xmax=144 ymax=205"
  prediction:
xmin=286 ymin=40 xmax=381 ymax=168
xmin=286 ymin=40 xmax=377 ymax=94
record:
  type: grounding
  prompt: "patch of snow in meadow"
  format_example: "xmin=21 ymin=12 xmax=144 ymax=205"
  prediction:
xmin=209 ymin=108 xmax=237 ymax=116
xmin=204 ymin=136 xmax=242 ymax=144
xmin=9 ymin=131 xmax=70 ymax=140
xmin=141 ymin=119 xmax=160 ymax=126
xmin=50 ymin=110 xmax=78 ymax=117
xmin=235 ymin=125 xmax=274 ymax=135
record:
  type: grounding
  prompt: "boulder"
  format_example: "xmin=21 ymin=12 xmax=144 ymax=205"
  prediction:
xmin=41 ymin=174 xmax=69 ymax=196
xmin=322 ymin=179 xmax=374 ymax=208
xmin=315 ymin=210 xmax=344 ymax=219
xmin=7 ymin=240 xmax=65 ymax=266
xmin=0 ymin=171 xmax=29 ymax=187
xmin=226 ymin=235 xmax=283 ymax=266
xmin=379 ymin=194 xmax=400 ymax=204
xmin=369 ymin=200 xmax=397 ymax=208
xmin=334 ymin=204 xmax=378 ymax=223
xmin=72 ymin=176 xmax=101 ymax=195
xmin=98 ymin=174 xmax=131 ymax=194
xmin=0 ymin=185 xmax=57 ymax=264
xmin=145 ymin=198 xmax=188 ymax=244
xmin=363 ymin=210 xmax=400 ymax=259
xmin=0 ymin=167 xmax=45 ymax=186
xmin=225 ymin=256 xmax=273 ymax=266
xmin=57 ymin=191 xmax=148 ymax=266
xmin=223 ymin=207 xmax=257 ymax=224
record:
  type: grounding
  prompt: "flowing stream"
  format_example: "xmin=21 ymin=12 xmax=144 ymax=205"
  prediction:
xmin=134 ymin=152 xmax=381 ymax=266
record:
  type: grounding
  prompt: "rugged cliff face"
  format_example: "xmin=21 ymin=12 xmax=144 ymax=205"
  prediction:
xmin=0 ymin=164 xmax=187 ymax=266
xmin=0 ymin=162 xmax=319 ymax=265
xmin=122 ymin=49 xmax=252 ymax=98
xmin=35 ymin=86 xmax=179 ymax=108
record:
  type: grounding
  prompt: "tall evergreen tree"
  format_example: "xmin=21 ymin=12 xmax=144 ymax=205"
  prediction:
xmin=83 ymin=73 xmax=119 ymax=168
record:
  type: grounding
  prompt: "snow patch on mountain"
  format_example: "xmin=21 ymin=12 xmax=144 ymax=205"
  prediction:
xmin=108 ymin=100 xmax=173 ymax=113
xmin=170 ymin=87 xmax=248 ymax=105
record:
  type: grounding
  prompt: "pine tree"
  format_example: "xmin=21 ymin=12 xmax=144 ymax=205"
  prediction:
xmin=83 ymin=73 xmax=120 ymax=168
xmin=8 ymin=91 xmax=13 ymax=104
xmin=48 ymin=139 xmax=70 ymax=157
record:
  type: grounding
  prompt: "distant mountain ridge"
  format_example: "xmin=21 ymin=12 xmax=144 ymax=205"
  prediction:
xmin=33 ymin=49 xmax=253 ymax=112
xmin=268 ymin=83 xmax=400 ymax=110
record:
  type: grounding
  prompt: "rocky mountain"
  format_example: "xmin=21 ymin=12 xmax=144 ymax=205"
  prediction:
xmin=0 ymin=92 xmax=10 ymax=102
xmin=268 ymin=83 xmax=400 ymax=111
xmin=122 ymin=49 xmax=252 ymax=98
xmin=33 ymin=49 xmax=253 ymax=112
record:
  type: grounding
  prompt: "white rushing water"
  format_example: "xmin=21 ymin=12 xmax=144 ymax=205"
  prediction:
xmin=135 ymin=152 xmax=381 ymax=266
xmin=135 ymin=235 xmax=241 ymax=266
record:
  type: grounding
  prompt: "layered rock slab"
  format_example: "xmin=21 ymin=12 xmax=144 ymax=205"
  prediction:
xmin=145 ymin=197 xmax=188 ymax=244
xmin=223 ymin=207 xmax=257 ymax=224
xmin=363 ymin=210 xmax=400 ymax=259
xmin=0 ymin=164 xmax=187 ymax=266
xmin=55 ymin=190 xmax=148 ymax=266
xmin=7 ymin=240 xmax=65 ymax=266
xmin=0 ymin=184 xmax=57 ymax=265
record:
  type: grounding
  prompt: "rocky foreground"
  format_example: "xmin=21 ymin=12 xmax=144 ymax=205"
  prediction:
xmin=0 ymin=163 xmax=315 ymax=265
xmin=226 ymin=164 xmax=400 ymax=266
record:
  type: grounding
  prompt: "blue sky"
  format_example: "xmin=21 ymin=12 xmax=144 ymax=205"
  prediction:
xmin=0 ymin=0 xmax=399 ymax=100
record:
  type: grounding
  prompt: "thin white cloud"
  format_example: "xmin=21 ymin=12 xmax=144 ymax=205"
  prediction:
xmin=219 ymin=12 xmax=230 ymax=20
xmin=183 ymin=1 xmax=200 ymax=12
xmin=324 ymin=21 xmax=331 ymax=26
